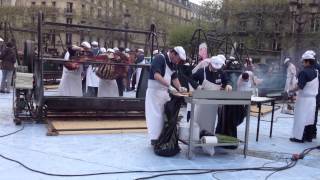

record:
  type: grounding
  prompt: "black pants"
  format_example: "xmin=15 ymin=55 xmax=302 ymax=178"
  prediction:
xmin=116 ymin=77 xmax=124 ymax=97
xmin=312 ymin=103 xmax=319 ymax=138
xmin=303 ymin=125 xmax=314 ymax=141
xmin=85 ymin=86 xmax=98 ymax=97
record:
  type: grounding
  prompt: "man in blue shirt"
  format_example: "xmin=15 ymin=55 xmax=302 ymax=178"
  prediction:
xmin=145 ymin=46 xmax=187 ymax=145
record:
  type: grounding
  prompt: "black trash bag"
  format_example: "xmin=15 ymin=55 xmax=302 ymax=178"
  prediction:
xmin=154 ymin=96 xmax=184 ymax=157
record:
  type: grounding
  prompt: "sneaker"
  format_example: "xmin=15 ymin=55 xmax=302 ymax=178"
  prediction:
xmin=289 ymin=138 xmax=304 ymax=143
xmin=0 ymin=90 xmax=4 ymax=93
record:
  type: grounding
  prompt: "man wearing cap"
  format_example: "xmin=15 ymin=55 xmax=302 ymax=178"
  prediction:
xmin=192 ymin=55 xmax=232 ymax=135
xmin=85 ymin=41 xmax=100 ymax=97
xmin=289 ymin=51 xmax=319 ymax=143
xmin=58 ymin=42 xmax=91 ymax=96
xmin=146 ymin=46 xmax=187 ymax=145
xmin=0 ymin=42 xmax=16 ymax=93
xmin=135 ymin=48 xmax=145 ymax=91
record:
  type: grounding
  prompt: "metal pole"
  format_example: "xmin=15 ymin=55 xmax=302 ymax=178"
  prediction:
xmin=124 ymin=23 xmax=128 ymax=48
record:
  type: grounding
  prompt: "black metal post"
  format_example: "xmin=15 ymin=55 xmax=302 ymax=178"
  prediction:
xmin=124 ymin=23 xmax=128 ymax=48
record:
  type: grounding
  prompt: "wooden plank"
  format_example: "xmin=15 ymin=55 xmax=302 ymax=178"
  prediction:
xmin=48 ymin=119 xmax=147 ymax=135
xmin=50 ymin=119 xmax=146 ymax=130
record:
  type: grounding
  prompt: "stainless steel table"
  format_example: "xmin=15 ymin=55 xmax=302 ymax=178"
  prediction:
xmin=185 ymin=90 xmax=252 ymax=159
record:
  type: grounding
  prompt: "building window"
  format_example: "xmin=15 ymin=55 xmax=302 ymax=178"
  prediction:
xmin=66 ymin=2 xmax=73 ymax=13
xmin=41 ymin=1 xmax=46 ymax=6
xmin=31 ymin=2 xmax=36 ymax=6
xmin=52 ymin=1 xmax=56 ymax=7
xmin=66 ymin=33 xmax=72 ymax=45
xmin=311 ymin=18 xmax=320 ymax=32
xmin=98 ymin=8 xmax=102 ymax=18
xmin=272 ymin=39 xmax=281 ymax=51
xmin=239 ymin=20 xmax=247 ymax=31
xmin=256 ymin=16 xmax=264 ymax=31
xmin=66 ymin=18 xmax=72 ymax=24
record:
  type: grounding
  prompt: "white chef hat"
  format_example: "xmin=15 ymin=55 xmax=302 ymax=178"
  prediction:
xmin=153 ymin=49 xmax=159 ymax=55
xmin=107 ymin=48 xmax=115 ymax=53
xmin=210 ymin=56 xmax=225 ymax=69
xmin=91 ymin=41 xmax=98 ymax=46
xmin=217 ymin=54 xmax=226 ymax=63
xmin=0 ymin=37 xmax=3 ymax=42
xmin=100 ymin=47 xmax=107 ymax=53
xmin=125 ymin=48 xmax=130 ymax=52
xmin=113 ymin=47 xmax=119 ymax=52
xmin=302 ymin=51 xmax=316 ymax=60
xmin=81 ymin=41 xmax=91 ymax=49
xmin=284 ymin=57 xmax=290 ymax=64
xmin=305 ymin=50 xmax=316 ymax=56
xmin=173 ymin=46 xmax=186 ymax=61
xmin=137 ymin=48 xmax=144 ymax=53
xmin=229 ymin=56 xmax=235 ymax=60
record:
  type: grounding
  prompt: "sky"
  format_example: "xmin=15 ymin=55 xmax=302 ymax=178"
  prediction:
xmin=189 ymin=0 xmax=206 ymax=5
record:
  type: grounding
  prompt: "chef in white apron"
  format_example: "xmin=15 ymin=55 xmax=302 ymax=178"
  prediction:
xmin=97 ymin=49 xmax=119 ymax=97
xmin=284 ymin=58 xmax=297 ymax=92
xmin=289 ymin=51 xmax=319 ymax=143
xmin=85 ymin=41 xmax=100 ymax=97
xmin=192 ymin=56 xmax=232 ymax=134
xmin=237 ymin=71 xmax=261 ymax=92
xmin=135 ymin=49 xmax=145 ymax=91
xmin=146 ymin=46 xmax=187 ymax=145
xmin=58 ymin=42 xmax=91 ymax=96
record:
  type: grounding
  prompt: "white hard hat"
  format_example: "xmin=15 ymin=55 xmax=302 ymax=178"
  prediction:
xmin=229 ymin=56 xmax=235 ymax=60
xmin=125 ymin=48 xmax=130 ymax=52
xmin=0 ymin=37 xmax=3 ymax=42
xmin=113 ymin=47 xmax=119 ymax=51
xmin=153 ymin=50 xmax=159 ymax=55
xmin=91 ymin=41 xmax=98 ymax=46
xmin=284 ymin=58 xmax=290 ymax=64
xmin=107 ymin=48 xmax=115 ymax=53
xmin=137 ymin=48 xmax=144 ymax=53
xmin=302 ymin=51 xmax=315 ymax=61
xmin=210 ymin=56 xmax=225 ymax=69
xmin=81 ymin=41 xmax=91 ymax=49
xmin=100 ymin=47 xmax=107 ymax=53
xmin=173 ymin=46 xmax=186 ymax=61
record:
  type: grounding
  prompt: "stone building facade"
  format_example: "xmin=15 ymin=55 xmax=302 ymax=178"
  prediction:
xmin=3 ymin=0 xmax=200 ymax=54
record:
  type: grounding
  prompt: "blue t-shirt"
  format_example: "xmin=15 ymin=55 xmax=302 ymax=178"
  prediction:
xmin=149 ymin=53 xmax=177 ymax=80
xmin=297 ymin=66 xmax=317 ymax=89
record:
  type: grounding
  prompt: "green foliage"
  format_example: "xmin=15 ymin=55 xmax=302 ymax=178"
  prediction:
xmin=168 ymin=23 xmax=198 ymax=50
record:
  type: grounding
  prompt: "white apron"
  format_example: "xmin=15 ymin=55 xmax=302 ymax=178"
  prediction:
xmin=194 ymin=68 xmax=221 ymax=133
xmin=145 ymin=60 xmax=172 ymax=140
xmin=238 ymin=79 xmax=252 ymax=92
xmin=285 ymin=64 xmax=297 ymax=92
xmin=135 ymin=60 xmax=145 ymax=90
xmin=292 ymin=71 xmax=319 ymax=140
xmin=58 ymin=52 xmax=83 ymax=96
xmin=86 ymin=65 xmax=99 ymax=89
xmin=97 ymin=79 xmax=119 ymax=97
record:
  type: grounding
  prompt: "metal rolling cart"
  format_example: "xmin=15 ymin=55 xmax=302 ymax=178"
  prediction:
xmin=185 ymin=90 xmax=252 ymax=159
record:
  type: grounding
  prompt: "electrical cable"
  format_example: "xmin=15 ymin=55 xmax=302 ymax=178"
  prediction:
xmin=0 ymin=124 xmax=24 ymax=138
xmin=0 ymin=123 xmax=318 ymax=179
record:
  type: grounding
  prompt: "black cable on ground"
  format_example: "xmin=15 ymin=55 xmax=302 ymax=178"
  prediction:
xmin=0 ymin=123 xmax=318 ymax=180
xmin=0 ymin=124 xmax=24 ymax=138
